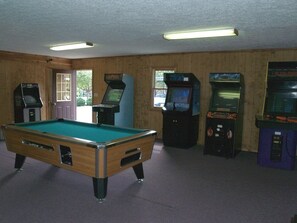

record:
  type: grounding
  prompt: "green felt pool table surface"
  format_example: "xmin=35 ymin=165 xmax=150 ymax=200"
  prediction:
xmin=15 ymin=119 xmax=146 ymax=143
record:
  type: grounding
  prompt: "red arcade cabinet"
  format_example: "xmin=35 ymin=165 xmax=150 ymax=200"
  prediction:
xmin=204 ymin=73 xmax=244 ymax=158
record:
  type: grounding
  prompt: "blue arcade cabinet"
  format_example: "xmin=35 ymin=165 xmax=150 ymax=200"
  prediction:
xmin=92 ymin=73 xmax=134 ymax=128
xmin=162 ymin=73 xmax=200 ymax=148
xmin=256 ymin=62 xmax=297 ymax=170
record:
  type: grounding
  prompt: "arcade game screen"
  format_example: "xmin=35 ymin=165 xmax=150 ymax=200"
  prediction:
xmin=165 ymin=87 xmax=191 ymax=111
xmin=23 ymin=87 xmax=41 ymax=106
xmin=211 ymin=88 xmax=240 ymax=112
xmin=104 ymin=88 xmax=123 ymax=103
xmin=265 ymin=92 xmax=297 ymax=116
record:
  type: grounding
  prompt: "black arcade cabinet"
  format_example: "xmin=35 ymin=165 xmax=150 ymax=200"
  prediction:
xmin=14 ymin=83 xmax=43 ymax=123
xmin=204 ymin=73 xmax=244 ymax=158
xmin=162 ymin=73 xmax=200 ymax=148
xmin=256 ymin=62 xmax=297 ymax=170
xmin=92 ymin=73 xmax=134 ymax=128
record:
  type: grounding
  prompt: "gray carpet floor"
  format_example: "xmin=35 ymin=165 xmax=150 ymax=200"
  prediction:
xmin=0 ymin=140 xmax=297 ymax=223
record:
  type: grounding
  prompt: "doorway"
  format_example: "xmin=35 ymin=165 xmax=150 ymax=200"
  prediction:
xmin=52 ymin=70 xmax=76 ymax=120
xmin=76 ymin=70 xmax=93 ymax=123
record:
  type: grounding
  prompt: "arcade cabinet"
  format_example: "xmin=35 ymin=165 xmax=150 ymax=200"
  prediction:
xmin=14 ymin=83 xmax=43 ymax=123
xmin=162 ymin=73 xmax=200 ymax=148
xmin=204 ymin=73 xmax=244 ymax=158
xmin=92 ymin=73 xmax=134 ymax=128
xmin=256 ymin=61 xmax=297 ymax=170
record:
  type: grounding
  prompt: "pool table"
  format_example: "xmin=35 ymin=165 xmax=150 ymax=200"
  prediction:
xmin=1 ymin=119 xmax=156 ymax=200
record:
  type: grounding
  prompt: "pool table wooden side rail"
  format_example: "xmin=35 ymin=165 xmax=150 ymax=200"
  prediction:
xmin=103 ymin=134 xmax=155 ymax=177
xmin=2 ymin=126 xmax=97 ymax=177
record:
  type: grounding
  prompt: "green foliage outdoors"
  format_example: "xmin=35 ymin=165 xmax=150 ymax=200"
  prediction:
xmin=86 ymin=98 xmax=92 ymax=105
xmin=77 ymin=97 xmax=85 ymax=106
xmin=76 ymin=70 xmax=92 ymax=106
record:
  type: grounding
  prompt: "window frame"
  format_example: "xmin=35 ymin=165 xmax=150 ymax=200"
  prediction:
xmin=151 ymin=68 xmax=176 ymax=109
xmin=56 ymin=73 xmax=72 ymax=102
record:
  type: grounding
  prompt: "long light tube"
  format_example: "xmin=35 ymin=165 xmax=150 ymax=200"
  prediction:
xmin=50 ymin=42 xmax=94 ymax=51
xmin=163 ymin=28 xmax=238 ymax=40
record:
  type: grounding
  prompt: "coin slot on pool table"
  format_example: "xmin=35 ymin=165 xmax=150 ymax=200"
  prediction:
xmin=120 ymin=148 xmax=141 ymax=166
xmin=22 ymin=139 xmax=54 ymax=151
xmin=59 ymin=145 xmax=72 ymax=165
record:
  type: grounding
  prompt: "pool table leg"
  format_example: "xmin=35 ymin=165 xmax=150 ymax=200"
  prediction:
xmin=15 ymin=154 xmax=26 ymax=170
xmin=92 ymin=177 xmax=108 ymax=200
xmin=133 ymin=163 xmax=144 ymax=180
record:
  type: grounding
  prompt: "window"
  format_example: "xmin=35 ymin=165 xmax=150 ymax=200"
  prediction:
xmin=56 ymin=73 xmax=71 ymax=101
xmin=152 ymin=69 xmax=175 ymax=108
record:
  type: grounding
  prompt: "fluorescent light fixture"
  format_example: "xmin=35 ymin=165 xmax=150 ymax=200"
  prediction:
xmin=50 ymin=42 xmax=94 ymax=51
xmin=163 ymin=28 xmax=238 ymax=40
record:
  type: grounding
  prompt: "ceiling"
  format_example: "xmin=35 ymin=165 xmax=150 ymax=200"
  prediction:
xmin=0 ymin=0 xmax=296 ymax=59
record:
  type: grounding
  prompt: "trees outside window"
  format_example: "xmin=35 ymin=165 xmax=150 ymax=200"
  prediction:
xmin=76 ymin=70 xmax=92 ymax=106
xmin=152 ymin=69 xmax=175 ymax=108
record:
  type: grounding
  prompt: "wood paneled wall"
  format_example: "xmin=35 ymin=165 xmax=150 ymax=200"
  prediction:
xmin=0 ymin=51 xmax=71 ymax=125
xmin=1 ymin=49 xmax=297 ymax=152
xmin=73 ymin=49 xmax=297 ymax=152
